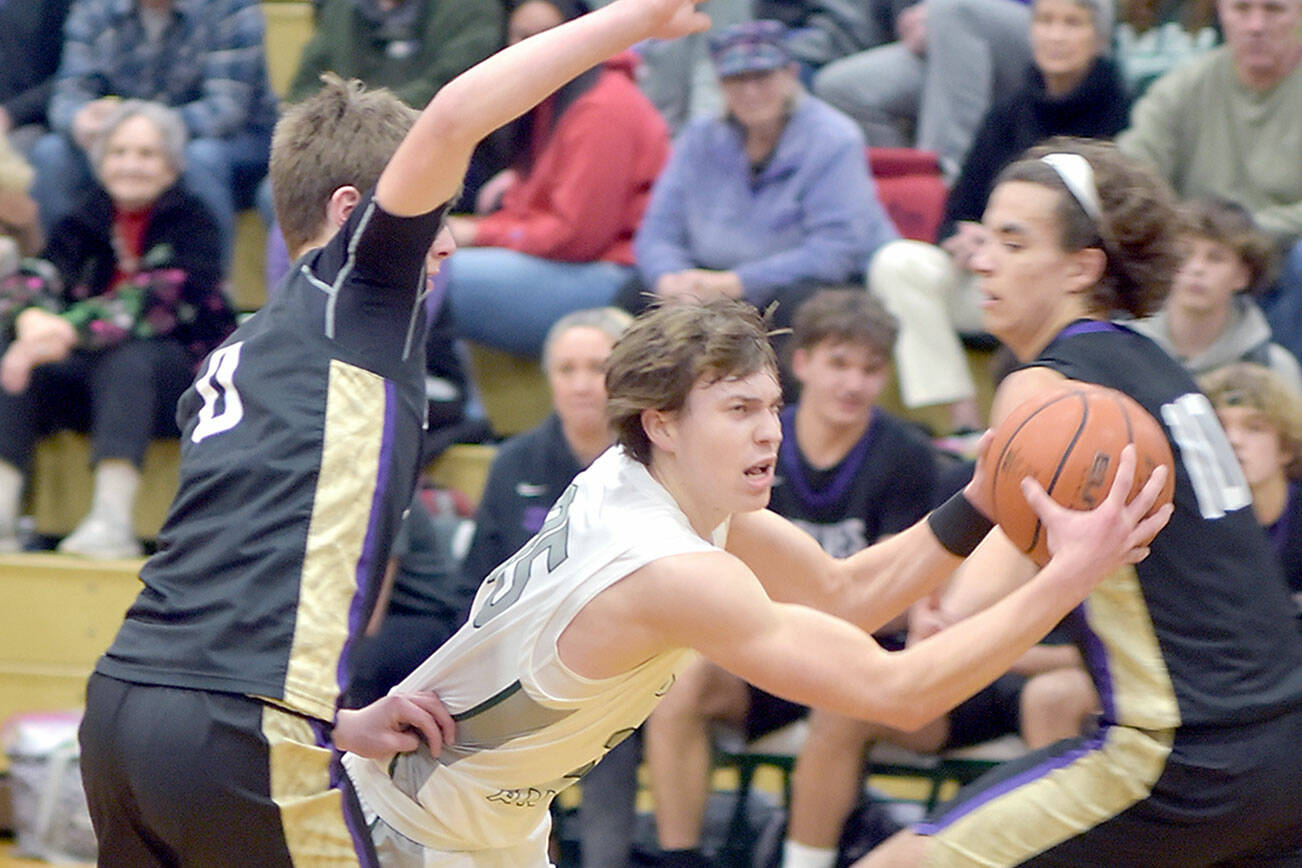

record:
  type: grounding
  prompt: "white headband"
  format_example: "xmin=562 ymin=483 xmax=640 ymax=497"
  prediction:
xmin=1041 ymin=153 xmax=1102 ymax=224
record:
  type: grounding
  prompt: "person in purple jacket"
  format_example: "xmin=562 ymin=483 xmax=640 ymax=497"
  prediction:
xmin=632 ymin=20 xmax=897 ymax=330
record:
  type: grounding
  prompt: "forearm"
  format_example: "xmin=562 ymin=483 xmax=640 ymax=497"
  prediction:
xmin=830 ymin=519 xmax=966 ymax=632
xmin=736 ymin=571 xmax=1083 ymax=731
xmin=728 ymin=509 xmax=963 ymax=633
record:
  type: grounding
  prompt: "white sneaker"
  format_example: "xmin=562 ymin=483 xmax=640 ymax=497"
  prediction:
xmin=57 ymin=517 xmax=143 ymax=559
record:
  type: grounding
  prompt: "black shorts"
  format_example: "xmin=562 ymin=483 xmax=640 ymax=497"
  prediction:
xmin=916 ymin=708 xmax=1302 ymax=866
xmin=79 ymin=673 xmax=377 ymax=867
xmin=744 ymin=685 xmax=809 ymax=742
xmin=941 ymin=673 xmax=1025 ymax=751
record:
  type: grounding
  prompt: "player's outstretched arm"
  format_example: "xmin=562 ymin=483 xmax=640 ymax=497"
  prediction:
xmin=375 ymin=0 xmax=709 ymax=217
xmin=660 ymin=446 xmax=1170 ymax=728
xmin=726 ymin=509 xmax=965 ymax=634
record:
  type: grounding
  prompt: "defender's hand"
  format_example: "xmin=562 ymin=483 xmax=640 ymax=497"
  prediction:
xmin=334 ymin=692 xmax=456 ymax=761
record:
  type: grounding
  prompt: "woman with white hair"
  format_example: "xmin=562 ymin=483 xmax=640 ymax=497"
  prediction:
xmin=0 ymin=99 xmax=234 ymax=558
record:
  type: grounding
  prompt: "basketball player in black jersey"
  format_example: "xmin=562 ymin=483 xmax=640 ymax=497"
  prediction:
xmin=859 ymin=140 xmax=1302 ymax=867
xmin=76 ymin=2 xmax=713 ymax=866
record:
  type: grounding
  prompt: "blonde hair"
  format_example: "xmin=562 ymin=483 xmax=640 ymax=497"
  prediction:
xmin=1200 ymin=362 xmax=1302 ymax=480
xmin=541 ymin=307 xmax=633 ymax=372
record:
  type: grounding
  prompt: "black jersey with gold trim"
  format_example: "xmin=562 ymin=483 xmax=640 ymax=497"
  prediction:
xmin=1031 ymin=320 xmax=1302 ymax=730
xmin=96 ymin=194 xmax=447 ymax=722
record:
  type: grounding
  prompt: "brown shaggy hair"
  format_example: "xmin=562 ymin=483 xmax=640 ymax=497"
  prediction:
xmin=269 ymin=74 xmax=418 ymax=255
xmin=606 ymin=299 xmax=777 ymax=465
xmin=790 ymin=288 xmax=898 ymax=357
xmin=996 ymin=137 xmax=1184 ymax=319
xmin=1179 ymin=198 xmax=1279 ymax=293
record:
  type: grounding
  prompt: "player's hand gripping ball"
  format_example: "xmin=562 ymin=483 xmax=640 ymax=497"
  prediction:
xmin=988 ymin=383 xmax=1176 ymax=565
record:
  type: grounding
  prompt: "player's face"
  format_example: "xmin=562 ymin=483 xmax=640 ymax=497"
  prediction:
xmin=425 ymin=224 xmax=457 ymax=275
xmin=97 ymin=114 xmax=179 ymax=211
xmin=1171 ymin=235 xmax=1251 ymax=316
xmin=1031 ymin=0 xmax=1100 ymax=88
xmin=1218 ymin=0 xmax=1302 ymax=82
xmin=1216 ymin=405 xmax=1292 ymax=489
xmin=791 ymin=339 xmax=889 ymax=432
xmin=670 ymin=369 xmax=783 ymax=517
xmin=971 ymin=180 xmax=1097 ymax=361
xmin=547 ymin=326 xmax=614 ymax=438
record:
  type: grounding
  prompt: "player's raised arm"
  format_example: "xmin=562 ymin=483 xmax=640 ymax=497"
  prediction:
xmin=375 ymin=0 xmax=708 ymax=216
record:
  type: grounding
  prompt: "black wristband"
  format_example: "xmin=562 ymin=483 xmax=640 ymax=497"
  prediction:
xmin=927 ymin=490 xmax=995 ymax=557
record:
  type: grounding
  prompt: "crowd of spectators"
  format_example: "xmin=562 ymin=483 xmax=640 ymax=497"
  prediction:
xmin=2 ymin=0 xmax=1301 ymax=863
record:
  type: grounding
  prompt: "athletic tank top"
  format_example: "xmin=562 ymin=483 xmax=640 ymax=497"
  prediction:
xmin=344 ymin=448 xmax=724 ymax=851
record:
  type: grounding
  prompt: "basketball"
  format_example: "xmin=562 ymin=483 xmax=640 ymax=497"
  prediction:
xmin=987 ymin=383 xmax=1176 ymax=566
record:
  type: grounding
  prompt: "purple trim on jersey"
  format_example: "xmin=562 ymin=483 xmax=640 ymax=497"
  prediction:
xmin=1267 ymin=482 xmax=1297 ymax=555
xmin=914 ymin=724 xmax=1111 ymax=835
xmin=339 ymin=379 xmax=400 ymax=693
xmin=776 ymin=405 xmax=878 ymax=512
xmin=333 ymin=750 xmax=383 ymax=868
xmin=1077 ymin=597 xmax=1118 ymax=723
xmin=1057 ymin=319 xmax=1127 ymax=339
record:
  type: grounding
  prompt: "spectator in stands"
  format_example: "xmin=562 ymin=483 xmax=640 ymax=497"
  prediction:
xmin=1117 ymin=0 xmax=1302 ymax=365
xmin=0 ymin=100 xmax=234 ymax=558
xmin=0 ymin=0 xmax=74 ymax=156
xmin=287 ymin=0 xmax=502 ymax=107
xmin=622 ymin=0 xmax=753 ymax=131
xmin=30 ymin=0 xmax=278 ymax=262
xmin=781 ymin=0 xmax=918 ymax=73
xmin=643 ymin=290 xmax=937 ymax=868
xmin=1112 ymin=0 xmax=1219 ymax=95
xmin=1200 ymin=362 xmax=1302 ymax=616
xmin=633 ymin=21 xmax=896 ymax=330
xmin=1132 ymin=198 xmax=1302 ymax=393
xmin=441 ymin=0 xmax=668 ymax=357
xmin=460 ymin=305 xmax=635 ymax=868
xmin=867 ymin=0 xmax=1126 ymax=433
xmin=811 ymin=0 xmax=1039 ymax=178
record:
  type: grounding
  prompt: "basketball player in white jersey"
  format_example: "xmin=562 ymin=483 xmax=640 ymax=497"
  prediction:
xmin=333 ymin=297 xmax=1171 ymax=867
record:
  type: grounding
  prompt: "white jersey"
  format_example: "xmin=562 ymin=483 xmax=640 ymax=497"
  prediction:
xmin=344 ymin=448 xmax=725 ymax=858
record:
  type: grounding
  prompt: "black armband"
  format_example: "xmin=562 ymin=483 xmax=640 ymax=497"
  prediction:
xmin=927 ymin=490 xmax=994 ymax=557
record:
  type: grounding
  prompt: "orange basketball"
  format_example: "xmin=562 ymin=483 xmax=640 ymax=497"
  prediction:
xmin=987 ymin=383 xmax=1176 ymax=566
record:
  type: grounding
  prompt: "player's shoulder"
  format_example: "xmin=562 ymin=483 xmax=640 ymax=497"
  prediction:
xmin=631 ymin=547 xmax=749 ymax=589
xmin=990 ymin=365 xmax=1070 ymax=425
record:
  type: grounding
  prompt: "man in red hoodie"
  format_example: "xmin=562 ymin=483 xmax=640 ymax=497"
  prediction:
xmin=444 ymin=0 xmax=670 ymax=357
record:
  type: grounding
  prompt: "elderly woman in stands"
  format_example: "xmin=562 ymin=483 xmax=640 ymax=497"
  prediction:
xmin=0 ymin=100 xmax=234 ymax=558
xmin=867 ymin=0 xmax=1129 ymax=435
xmin=633 ymin=19 xmax=897 ymax=331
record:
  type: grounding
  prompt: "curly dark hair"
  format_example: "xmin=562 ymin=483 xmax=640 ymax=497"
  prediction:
xmin=606 ymin=299 xmax=777 ymax=465
xmin=995 ymin=137 xmax=1185 ymax=319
